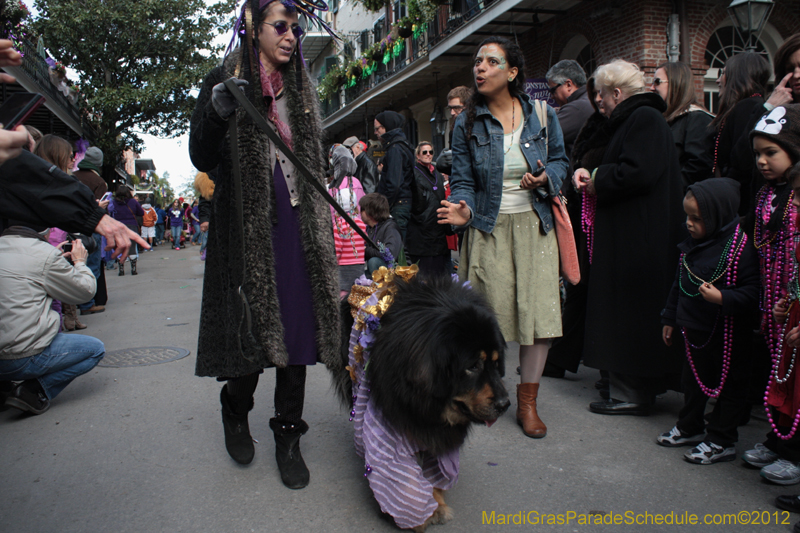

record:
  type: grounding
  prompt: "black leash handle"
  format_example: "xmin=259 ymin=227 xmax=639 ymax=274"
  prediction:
xmin=224 ymin=78 xmax=378 ymax=249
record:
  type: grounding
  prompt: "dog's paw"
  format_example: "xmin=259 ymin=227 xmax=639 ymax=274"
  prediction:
xmin=430 ymin=503 xmax=454 ymax=525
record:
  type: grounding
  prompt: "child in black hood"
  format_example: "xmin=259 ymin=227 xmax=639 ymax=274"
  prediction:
xmin=659 ymin=178 xmax=759 ymax=464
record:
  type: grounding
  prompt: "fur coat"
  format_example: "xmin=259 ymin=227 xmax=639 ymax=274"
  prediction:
xmin=189 ymin=50 xmax=340 ymax=378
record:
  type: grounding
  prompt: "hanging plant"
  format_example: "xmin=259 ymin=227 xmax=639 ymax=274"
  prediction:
xmin=347 ymin=61 xmax=363 ymax=79
xmin=318 ymin=63 xmax=347 ymax=100
xmin=396 ymin=17 xmax=413 ymax=39
xmin=354 ymin=0 xmax=389 ymax=12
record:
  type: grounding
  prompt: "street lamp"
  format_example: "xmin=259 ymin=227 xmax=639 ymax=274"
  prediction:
xmin=727 ymin=0 xmax=774 ymax=51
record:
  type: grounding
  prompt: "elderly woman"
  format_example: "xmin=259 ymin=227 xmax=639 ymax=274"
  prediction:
xmin=438 ymin=36 xmax=568 ymax=439
xmin=573 ymin=59 xmax=684 ymax=415
xmin=650 ymin=61 xmax=714 ymax=187
xmin=189 ymin=0 xmax=340 ymax=489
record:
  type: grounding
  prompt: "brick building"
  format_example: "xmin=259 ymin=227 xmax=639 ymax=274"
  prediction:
xmin=316 ymin=0 xmax=800 ymax=151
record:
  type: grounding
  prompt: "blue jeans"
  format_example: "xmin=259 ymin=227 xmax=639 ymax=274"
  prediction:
xmin=365 ymin=257 xmax=387 ymax=277
xmin=155 ymin=224 xmax=165 ymax=243
xmin=171 ymin=226 xmax=181 ymax=248
xmin=191 ymin=223 xmax=202 ymax=243
xmin=199 ymin=230 xmax=208 ymax=252
xmin=0 ymin=333 xmax=105 ymax=400
xmin=79 ymin=233 xmax=102 ymax=311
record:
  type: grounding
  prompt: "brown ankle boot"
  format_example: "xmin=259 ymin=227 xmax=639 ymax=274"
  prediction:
xmin=517 ymin=383 xmax=547 ymax=438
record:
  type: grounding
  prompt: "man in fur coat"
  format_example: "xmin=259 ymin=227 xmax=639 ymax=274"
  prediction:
xmin=189 ymin=0 xmax=341 ymax=490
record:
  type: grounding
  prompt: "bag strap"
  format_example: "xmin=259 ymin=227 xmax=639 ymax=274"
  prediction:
xmin=533 ymin=99 xmax=548 ymax=160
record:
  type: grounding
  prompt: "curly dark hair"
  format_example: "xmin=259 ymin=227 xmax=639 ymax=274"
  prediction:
xmin=463 ymin=36 xmax=527 ymax=138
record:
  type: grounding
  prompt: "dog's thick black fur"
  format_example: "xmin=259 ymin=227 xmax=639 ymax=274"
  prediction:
xmin=339 ymin=275 xmax=509 ymax=456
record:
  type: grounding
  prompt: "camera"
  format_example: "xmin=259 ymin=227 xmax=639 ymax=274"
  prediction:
xmin=66 ymin=233 xmax=97 ymax=254
xmin=62 ymin=243 xmax=73 ymax=253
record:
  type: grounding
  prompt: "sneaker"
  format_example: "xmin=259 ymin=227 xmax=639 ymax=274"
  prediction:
xmin=743 ymin=443 xmax=780 ymax=468
xmin=684 ymin=441 xmax=736 ymax=464
xmin=762 ymin=459 xmax=800 ymax=485
xmin=657 ymin=426 xmax=705 ymax=447
xmin=5 ymin=381 xmax=50 ymax=415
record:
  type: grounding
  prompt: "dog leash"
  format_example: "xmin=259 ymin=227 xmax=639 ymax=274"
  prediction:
xmin=224 ymin=78 xmax=377 ymax=249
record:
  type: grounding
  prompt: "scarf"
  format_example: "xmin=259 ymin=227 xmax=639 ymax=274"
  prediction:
xmin=259 ymin=65 xmax=293 ymax=150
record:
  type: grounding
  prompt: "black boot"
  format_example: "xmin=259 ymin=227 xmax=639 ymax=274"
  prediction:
xmin=118 ymin=261 xmax=124 ymax=276
xmin=220 ymin=385 xmax=255 ymax=464
xmin=270 ymin=419 xmax=309 ymax=489
xmin=130 ymin=259 xmax=138 ymax=276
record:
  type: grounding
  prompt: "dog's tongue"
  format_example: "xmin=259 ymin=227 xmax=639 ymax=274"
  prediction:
xmin=485 ymin=419 xmax=497 ymax=428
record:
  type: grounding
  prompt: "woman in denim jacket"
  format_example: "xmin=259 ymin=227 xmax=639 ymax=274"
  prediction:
xmin=438 ymin=37 xmax=568 ymax=440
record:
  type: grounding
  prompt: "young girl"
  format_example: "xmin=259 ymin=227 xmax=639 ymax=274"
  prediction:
xmin=658 ymin=179 xmax=759 ymax=464
xmin=328 ymin=145 xmax=366 ymax=297
xmin=741 ymin=104 xmax=800 ymax=485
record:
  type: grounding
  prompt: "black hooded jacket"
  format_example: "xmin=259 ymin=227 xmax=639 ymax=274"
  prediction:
xmin=662 ymin=178 xmax=760 ymax=332
xmin=376 ymin=128 xmax=414 ymax=206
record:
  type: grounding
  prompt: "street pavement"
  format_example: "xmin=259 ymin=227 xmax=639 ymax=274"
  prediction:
xmin=0 ymin=243 xmax=797 ymax=533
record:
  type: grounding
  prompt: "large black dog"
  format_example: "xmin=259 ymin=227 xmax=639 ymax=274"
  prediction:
xmin=340 ymin=274 xmax=510 ymax=531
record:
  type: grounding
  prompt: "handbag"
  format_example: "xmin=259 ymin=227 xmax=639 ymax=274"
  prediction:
xmin=533 ymin=99 xmax=580 ymax=285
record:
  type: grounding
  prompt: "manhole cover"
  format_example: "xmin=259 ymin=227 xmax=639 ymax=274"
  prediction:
xmin=99 ymin=347 xmax=191 ymax=368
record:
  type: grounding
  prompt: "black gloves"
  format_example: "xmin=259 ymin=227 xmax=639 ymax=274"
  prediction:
xmin=211 ymin=78 xmax=249 ymax=120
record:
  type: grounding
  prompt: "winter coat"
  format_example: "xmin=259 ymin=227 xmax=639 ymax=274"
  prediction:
xmin=580 ymin=92 xmax=685 ymax=378
xmin=0 ymin=150 xmax=105 ymax=235
xmin=0 ymin=228 xmax=96 ymax=359
xmin=156 ymin=208 xmax=166 ymax=225
xmin=661 ymin=179 xmax=759 ymax=332
xmin=72 ymin=169 xmax=108 ymax=201
xmin=376 ymin=128 xmax=414 ymax=206
xmin=714 ymin=96 xmax=765 ymax=214
xmin=556 ymin=85 xmax=595 ymax=162
xmin=365 ymin=218 xmax=402 ymax=264
xmin=449 ymin=93 xmax=569 ymax=234
xmin=189 ymin=49 xmax=340 ymax=377
xmin=406 ymin=163 xmax=449 ymax=257
xmin=354 ymin=151 xmax=379 ymax=194
xmin=668 ymin=106 xmax=715 ymax=188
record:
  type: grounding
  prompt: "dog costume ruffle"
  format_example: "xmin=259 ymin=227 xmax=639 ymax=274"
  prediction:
xmin=347 ymin=267 xmax=459 ymax=529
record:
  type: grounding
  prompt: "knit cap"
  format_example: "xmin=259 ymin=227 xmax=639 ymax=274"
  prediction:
xmin=375 ymin=110 xmax=404 ymax=132
xmin=78 ymin=146 xmax=103 ymax=170
xmin=750 ymin=104 xmax=800 ymax=163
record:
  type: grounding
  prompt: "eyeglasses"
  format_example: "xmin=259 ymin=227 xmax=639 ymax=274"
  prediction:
xmin=548 ymin=83 xmax=562 ymax=95
xmin=717 ymin=68 xmax=725 ymax=80
xmin=420 ymin=150 xmax=433 ymax=155
xmin=262 ymin=21 xmax=304 ymax=39
xmin=652 ymin=77 xmax=667 ymax=86
xmin=447 ymin=105 xmax=465 ymax=111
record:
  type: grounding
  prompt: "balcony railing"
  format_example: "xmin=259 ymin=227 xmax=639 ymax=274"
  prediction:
xmin=15 ymin=37 xmax=97 ymax=140
xmin=322 ymin=0 xmax=498 ymax=119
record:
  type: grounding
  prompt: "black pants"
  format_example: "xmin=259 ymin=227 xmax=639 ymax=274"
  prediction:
xmin=407 ymin=253 xmax=450 ymax=279
xmin=226 ymin=366 xmax=307 ymax=424
xmin=764 ymin=420 xmax=800 ymax=462
xmin=546 ymin=279 xmax=588 ymax=373
xmin=676 ymin=326 xmax=751 ymax=448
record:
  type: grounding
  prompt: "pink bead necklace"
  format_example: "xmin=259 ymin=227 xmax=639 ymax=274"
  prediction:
xmin=763 ymin=303 xmax=800 ymax=440
xmin=754 ymin=185 xmax=797 ymax=362
xmin=581 ymin=192 xmax=596 ymax=264
xmin=681 ymin=225 xmax=746 ymax=398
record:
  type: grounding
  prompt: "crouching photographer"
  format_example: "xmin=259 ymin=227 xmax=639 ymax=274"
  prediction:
xmin=0 ymin=223 xmax=105 ymax=414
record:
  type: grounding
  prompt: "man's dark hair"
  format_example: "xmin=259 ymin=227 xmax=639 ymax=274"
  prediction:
xmin=359 ymin=192 xmax=391 ymax=222
xmin=545 ymin=59 xmax=587 ymax=87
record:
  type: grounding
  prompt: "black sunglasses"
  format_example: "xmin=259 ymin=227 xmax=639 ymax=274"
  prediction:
xmin=652 ymin=77 xmax=667 ymax=86
xmin=548 ymin=83 xmax=562 ymax=95
xmin=263 ymin=21 xmax=304 ymax=39
xmin=420 ymin=150 xmax=433 ymax=155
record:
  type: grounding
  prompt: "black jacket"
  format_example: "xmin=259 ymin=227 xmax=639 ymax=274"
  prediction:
xmin=714 ymin=96 xmax=765 ymax=214
xmin=406 ymin=163 xmax=449 ymax=257
xmin=556 ymin=86 xmax=595 ymax=162
xmin=662 ymin=179 xmax=759 ymax=332
xmin=365 ymin=218 xmax=402 ymax=263
xmin=0 ymin=150 xmax=105 ymax=235
xmin=376 ymin=128 xmax=414 ymax=206
xmin=669 ymin=108 xmax=714 ymax=188
xmin=354 ymin=152 xmax=379 ymax=195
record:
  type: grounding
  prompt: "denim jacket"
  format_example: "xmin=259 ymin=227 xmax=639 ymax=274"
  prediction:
xmin=449 ymin=93 xmax=568 ymax=234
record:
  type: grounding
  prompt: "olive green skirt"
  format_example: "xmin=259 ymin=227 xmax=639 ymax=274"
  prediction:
xmin=461 ymin=211 xmax=562 ymax=345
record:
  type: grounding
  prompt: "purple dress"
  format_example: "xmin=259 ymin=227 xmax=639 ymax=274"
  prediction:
xmin=349 ymin=301 xmax=459 ymax=529
xmin=272 ymin=160 xmax=318 ymax=366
